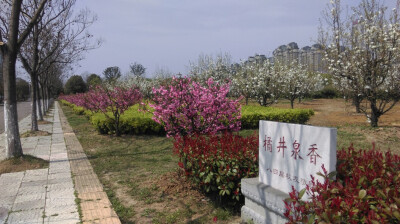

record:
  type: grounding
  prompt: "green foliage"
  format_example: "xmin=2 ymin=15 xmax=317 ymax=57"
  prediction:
xmin=86 ymin=73 xmax=102 ymax=88
xmin=285 ymin=146 xmax=400 ymax=223
xmin=174 ymin=133 xmax=259 ymax=205
xmin=16 ymin=78 xmax=30 ymax=101
xmin=61 ymin=100 xmax=164 ymax=135
xmin=59 ymin=100 xmax=91 ymax=117
xmin=313 ymin=86 xmax=340 ymax=99
xmin=61 ymin=100 xmax=314 ymax=135
xmin=64 ymin=75 xmax=87 ymax=94
xmin=241 ymin=105 xmax=314 ymax=129
xmin=90 ymin=105 xmax=164 ymax=135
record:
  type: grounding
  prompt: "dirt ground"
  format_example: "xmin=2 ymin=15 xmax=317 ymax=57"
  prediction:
xmin=0 ymin=155 xmax=49 ymax=175
xmin=275 ymin=98 xmax=400 ymax=154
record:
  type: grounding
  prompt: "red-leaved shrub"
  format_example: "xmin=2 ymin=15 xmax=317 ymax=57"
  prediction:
xmin=173 ymin=132 xmax=258 ymax=202
xmin=284 ymin=145 xmax=400 ymax=224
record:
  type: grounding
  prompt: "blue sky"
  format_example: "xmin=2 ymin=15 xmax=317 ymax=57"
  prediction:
xmin=71 ymin=0 xmax=396 ymax=78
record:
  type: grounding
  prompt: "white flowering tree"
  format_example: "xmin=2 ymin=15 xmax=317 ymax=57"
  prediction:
xmin=277 ymin=62 xmax=323 ymax=108
xmin=188 ymin=53 xmax=232 ymax=84
xmin=120 ymin=75 xmax=155 ymax=100
xmin=230 ymin=61 xmax=257 ymax=105
xmin=231 ymin=60 xmax=281 ymax=106
xmin=322 ymin=0 xmax=400 ymax=127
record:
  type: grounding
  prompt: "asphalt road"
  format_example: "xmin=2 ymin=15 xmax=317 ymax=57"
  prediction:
xmin=0 ymin=101 xmax=32 ymax=133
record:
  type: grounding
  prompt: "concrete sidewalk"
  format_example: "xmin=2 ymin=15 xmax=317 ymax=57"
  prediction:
xmin=0 ymin=102 xmax=120 ymax=224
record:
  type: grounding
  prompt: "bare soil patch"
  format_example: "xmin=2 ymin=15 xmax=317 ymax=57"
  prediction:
xmin=38 ymin=120 xmax=52 ymax=125
xmin=20 ymin=130 xmax=51 ymax=138
xmin=0 ymin=155 xmax=49 ymax=175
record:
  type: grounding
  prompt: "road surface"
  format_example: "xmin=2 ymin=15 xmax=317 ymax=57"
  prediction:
xmin=0 ymin=101 xmax=32 ymax=133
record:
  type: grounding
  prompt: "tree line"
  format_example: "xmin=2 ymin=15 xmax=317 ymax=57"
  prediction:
xmin=0 ymin=0 xmax=98 ymax=158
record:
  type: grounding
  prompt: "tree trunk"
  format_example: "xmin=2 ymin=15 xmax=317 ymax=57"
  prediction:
xmin=369 ymin=100 xmax=380 ymax=127
xmin=370 ymin=113 xmax=378 ymax=127
xmin=37 ymin=81 xmax=43 ymax=120
xmin=41 ymin=85 xmax=46 ymax=113
xmin=30 ymin=74 xmax=38 ymax=131
xmin=47 ymin=86 xmax=52 ymax=109
xmin=352 ymin=94 xmax=361 ymax=113
xmin=2 ymin=0 xmax=24 ymax=158
xmin=245 ymin=96 xmax=249 ymax=105
xmin=290 ymin=99 xmax=294 ymax=109
xmin=115 ymin=112 xmax=121 ymax=136
xmin=3 ymin=53 xmax=23 ymax=158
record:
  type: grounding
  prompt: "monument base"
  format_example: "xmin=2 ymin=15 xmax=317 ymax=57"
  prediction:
xmin=241 ymin=178 xmax=289 ymax=224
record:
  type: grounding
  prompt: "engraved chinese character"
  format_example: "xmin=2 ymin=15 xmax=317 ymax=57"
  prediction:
xmin=273 ymin=169 xmax=278 ymax=175
xmin=293 ymin=176 xmax=299 ymax=183
xmin=291 ymin=140 xmax=303 ymax=160
xmin=263 ymin=136 xmax=272 ymax=152
xmin=307 ymin=144 xmax=321 ymax=165
xmin=286 ymin=173 xmax=291 ymax=180
xmin=279 ymin=171 xmax=284 ymax=177
xmin=300 ymin=178 xmax=307 ymax=185
xmin=277 ymin=137 xmax=287 ymax=158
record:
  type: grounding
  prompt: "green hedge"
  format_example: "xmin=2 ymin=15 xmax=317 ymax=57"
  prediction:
xmin=241 ymin=105 xmax=314 ymax=129
xmin=90 ymin=104 xmax=165 ymax=135
xmin=60 ymin=100 xmax=314 ymax=135
xmin=59 ymin=100 xmax=92 ymax=117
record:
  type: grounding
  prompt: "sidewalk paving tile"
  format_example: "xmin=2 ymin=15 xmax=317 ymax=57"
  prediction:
xmin=6 ymin=209 xmax=44 ymax=224
xmin=0 ymin=102 xmax=121 ymax=224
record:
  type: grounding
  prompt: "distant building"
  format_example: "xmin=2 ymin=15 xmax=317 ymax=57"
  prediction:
xmin=272 ymin=42 xmax=326 ymax=73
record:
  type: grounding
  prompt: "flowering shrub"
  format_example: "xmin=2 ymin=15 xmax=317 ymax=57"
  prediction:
xmin=174 ymin=132 xmax=258 ymax=202
xmin=152 ymin=77 xmax=241 ymax=137
xmin=90 ymin=104 xmax=164 ymax=135
xmin=60 ymin=85 xmax=142 ymax=136
xmin=59 ymin=93 xmax=87 ymax=107
xmin=284 ymin=145 xmax=400 ymax=223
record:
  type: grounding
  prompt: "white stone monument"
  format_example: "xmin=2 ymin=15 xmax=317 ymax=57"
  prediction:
xmin=241 ymin=121 xmax=337 ymax=224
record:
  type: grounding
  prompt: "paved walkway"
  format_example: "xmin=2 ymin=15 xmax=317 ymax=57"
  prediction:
xmin=0 ymin=102 xmax=120 ymax=224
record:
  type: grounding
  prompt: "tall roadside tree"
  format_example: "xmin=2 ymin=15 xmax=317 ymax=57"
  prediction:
xmin=130 ymin=62 xmax=146 ymax=78
xmin=321 ymin=0 xmax=400 ymax=127
xmin=86 ymin=73 xmax=102 ymax=88
xmin=103 ymin=66 xmax=121 ymax=85
xmin=0 ymin=0 xmax=49 ymax=158
xmin=18 ymin=0 xmax=98 ymax=130
xmin=64 ymin=75 xmax=87 ymax=94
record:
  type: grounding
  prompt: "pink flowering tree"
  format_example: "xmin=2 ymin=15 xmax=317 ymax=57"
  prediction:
xmin=83 ymin=85 xmax=142 ymax=136
xmin=151 ymin=77 xmax=242 ymax=137
xmin=59 ymin=93 xmax=87 ymax=107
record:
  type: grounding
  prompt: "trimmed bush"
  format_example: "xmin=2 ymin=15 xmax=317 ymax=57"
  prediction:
xmin=173 ymin=132 xmax=259 ymax=203
xmin=60 ymin=99 xmax=163 ymax=135
xmin=60 ymin=99 xmax=314 ymax=135
xmin=241 ymin=106 xmax=314 ymax=129
xmin=90 ymin=104 xmax=164 ymax=135
xmin=59 ymin=99 xmax=89 ymax=116
xmin=284 ymin=145 xmax=400 ymax=223
xmin=313 ymin=86 xmax=339 ymax=99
